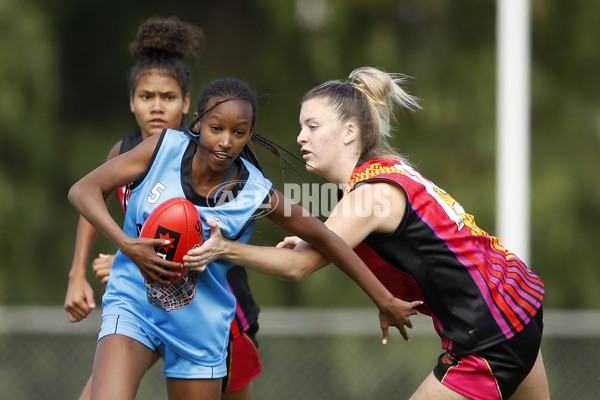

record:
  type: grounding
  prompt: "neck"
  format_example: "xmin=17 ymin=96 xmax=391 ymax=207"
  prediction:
xmin=191 ymin=146 xmax=239 ymax=196
xmin=317 ymin=152 xmax=360 ymax=188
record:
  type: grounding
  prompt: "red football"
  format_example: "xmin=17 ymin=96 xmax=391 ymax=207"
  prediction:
xmin=140 ymin=197 xmax=203 ymax=285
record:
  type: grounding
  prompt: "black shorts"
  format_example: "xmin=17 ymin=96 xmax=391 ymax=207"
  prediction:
xmin=434 ymin=308 xmax=544 ymax=399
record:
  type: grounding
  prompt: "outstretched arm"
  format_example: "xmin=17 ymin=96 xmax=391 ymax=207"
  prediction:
xmin=186 ymin=187 xmax=422 ymax=341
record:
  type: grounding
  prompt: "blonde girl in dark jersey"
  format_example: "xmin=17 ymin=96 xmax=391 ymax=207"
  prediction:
xmin=186 ymin=67 xmax=550 ymax=400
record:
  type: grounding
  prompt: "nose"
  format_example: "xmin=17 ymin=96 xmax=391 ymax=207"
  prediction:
xmin=297 ymin=127 xmax=307 ymax=145
xmin=150 ymin=97 xmax=163 ymax=112
xmin=219 ymin=132 xmax=233 ymax=149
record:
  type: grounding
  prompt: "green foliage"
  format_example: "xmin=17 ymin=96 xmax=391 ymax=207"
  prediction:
xmin=1 ymin=0 xmax=598 ymax=308
xmin=0 ymin=0 xmax=61 ymax=303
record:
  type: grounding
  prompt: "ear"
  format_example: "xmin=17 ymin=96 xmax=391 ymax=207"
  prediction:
xmin=191 ymin=111 xmax=200 ymax=131
xmin=129 ymin=94 xmax=135 ymax=113
xmin=182 ymin=93 xmax=191 ymax=115
xmin=343 ymin=122 xmax=358 ymax=145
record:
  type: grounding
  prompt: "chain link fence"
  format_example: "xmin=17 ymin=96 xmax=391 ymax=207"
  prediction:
xmin=0 ymin=307 xmax=597 ymax=399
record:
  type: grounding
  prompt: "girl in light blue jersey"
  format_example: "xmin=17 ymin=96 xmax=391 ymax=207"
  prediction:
xmin=69 ymin=77 xmax=414 ymax=400
xmin=65 ymin=17 xmax=263 ymax=400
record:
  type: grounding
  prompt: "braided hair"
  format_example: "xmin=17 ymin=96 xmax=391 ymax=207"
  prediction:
xmin=187 ymin=78 xmax=305 ymax=180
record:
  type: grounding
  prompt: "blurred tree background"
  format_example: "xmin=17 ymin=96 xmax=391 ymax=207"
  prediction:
xmin=1 ymin=0 xmax=598 ymax=310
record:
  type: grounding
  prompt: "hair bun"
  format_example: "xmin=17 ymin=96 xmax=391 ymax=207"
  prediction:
xmin=129 ymin=16 xmax=204 ymax=60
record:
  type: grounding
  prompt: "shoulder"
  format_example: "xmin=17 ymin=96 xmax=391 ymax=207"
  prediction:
xmin=119 ymin=129 xmax=143 ymax=154
xmin=238 ymin=157 xmax=272 ymax=185
xmin=350 ymin=180 xmax=407 ymax=211
xmin=164 ymin=128 xmax=191 ymax=142
xmin=347 ymin=158 xmax=409 ymax=192
xmin=353 ymin=158 xmax=405 ymax=176
xmin=239 ymin=156 xmax=263 ymax=176
xmin=107 ymin=140 xmax=123 ymax=161
xmin=148 ymin=129 xmax=189 ymax=153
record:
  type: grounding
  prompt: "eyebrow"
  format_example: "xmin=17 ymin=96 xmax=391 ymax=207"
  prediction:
xmin=137 ymin=89 xmax=179 ymax=96
xmin=206 ymin=114 xmax=251 ymax=127
xmin=300 ymin=116 xmax=319 ymax=126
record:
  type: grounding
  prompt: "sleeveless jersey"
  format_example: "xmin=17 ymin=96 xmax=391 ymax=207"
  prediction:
xmin=102 ymin=129 xmax=272 ymax=366
xmin=116 ymin=129 xmax=261 ymax=338
xmin=346 ymin=159 xmax=544 ymax=355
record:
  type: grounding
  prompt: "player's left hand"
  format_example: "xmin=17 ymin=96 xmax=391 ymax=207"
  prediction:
xmin=378 ymin=298 xmax=423 ymax=343
xmin=184 ymin=219 xmax=226 ymax=271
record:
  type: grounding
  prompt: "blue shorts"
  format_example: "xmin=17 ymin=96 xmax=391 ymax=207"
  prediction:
xmin=99 ymin=312 xmax=227 ymax=380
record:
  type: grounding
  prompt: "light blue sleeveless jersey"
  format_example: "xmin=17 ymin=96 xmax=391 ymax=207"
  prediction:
xmin=102 ymin=129 xmax=272 ymax=368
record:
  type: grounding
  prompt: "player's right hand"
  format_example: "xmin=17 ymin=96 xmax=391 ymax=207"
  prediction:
xmin=379 ymin=298 xmax=423 ymax=343
xmin=92 ymin=253 xmax=115 ymax=283
xmin=184 ymin=219 xmax=224 ymax=272
xmin=64 ymin=276 xmax=96 ymax=322
xmin=122 ymin=237 xmax=182 ymax=285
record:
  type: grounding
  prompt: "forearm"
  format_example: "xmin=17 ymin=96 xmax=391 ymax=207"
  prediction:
xmin=68 ymin=140 xmax=156 ymax=257
xmin=68 ymin=216 xmax=99 ymax=280
xmin=68 ymin=183 xmax=130 ymax=252
xmin=223 ymin=240 xmax=326 ymax=281
xmin=309 ymin=233 xmax=394 ymax=309
xmin=261 ymin=191 xmax=395 ymax=304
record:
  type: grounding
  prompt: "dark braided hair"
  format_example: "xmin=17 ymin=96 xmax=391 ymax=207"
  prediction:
xmin=187 ymin=78 xmax=306 ymax=180
xmin=129 ymin=16 xmax=204 ymax=96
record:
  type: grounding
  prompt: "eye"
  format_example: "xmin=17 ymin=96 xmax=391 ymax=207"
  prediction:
xmin=309 ymin=124 xmax=318 ymax=130
xmin=210 ymin=125 xmax=222 ymax=132
xmin=165 ymin=95 xmax=176 ymax=101
xmin=234 ymin=129 xmax=247 ymax=137
xmin=141 ymin=94 xmax=151 ymax=101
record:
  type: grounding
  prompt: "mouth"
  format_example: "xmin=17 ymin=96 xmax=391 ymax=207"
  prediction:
xmin=300 ymin=149 xmax=311 ymax=160
xmin=148 ymin=119 xmax=166 ymax=127
xmin=211 ymin=151 xmax=233 ymax=160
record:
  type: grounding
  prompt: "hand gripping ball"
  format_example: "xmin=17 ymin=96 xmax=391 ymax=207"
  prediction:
xmin=140 ymin=197 xmax=203 ymax=285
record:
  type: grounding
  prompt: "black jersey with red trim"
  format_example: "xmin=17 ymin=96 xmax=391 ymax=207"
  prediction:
xmin=346 ymin=159 xmax=544 ymax=355
xmin=116 ymin=129 xmax=260 ymax=335
xmin=115 ymin=129 xmax=143 ymax=213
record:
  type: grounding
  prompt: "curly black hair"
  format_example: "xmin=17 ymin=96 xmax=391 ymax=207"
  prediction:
xmin=128 ymin=16 xmax=205 ymax=96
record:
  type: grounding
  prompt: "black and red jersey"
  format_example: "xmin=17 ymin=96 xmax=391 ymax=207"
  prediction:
xmin=115 ymin=130 xmax=143 ymax=213
xmin=346 ymin=159 xmax=544 ymax=355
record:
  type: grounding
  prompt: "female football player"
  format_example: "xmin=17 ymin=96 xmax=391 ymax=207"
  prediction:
xmin=65 ymin=17 xmax=260 ymax=400
xmin=185 ymin=67 xmax=550 ymax=400
xmin=69 ymin=76 xmax=417 ymax=400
